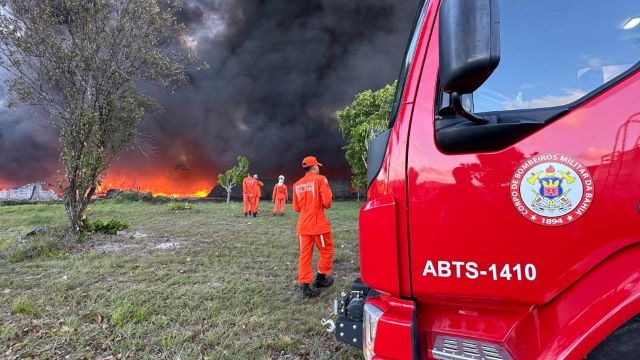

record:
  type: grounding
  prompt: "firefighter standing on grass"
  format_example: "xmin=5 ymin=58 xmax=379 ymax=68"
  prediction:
xmin=272 ymin=175 xmax=288 ymax=216
xmin=242 ymin=173 xmax=256 ymax=217
xmin=251 ymin=174 xmax=264 ymax=217
xmin=293 ymin=156 xmax=334 ymax=298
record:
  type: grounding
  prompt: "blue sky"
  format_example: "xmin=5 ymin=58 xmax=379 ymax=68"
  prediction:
xmin=475 ymin=0 xmax=640 ymax=112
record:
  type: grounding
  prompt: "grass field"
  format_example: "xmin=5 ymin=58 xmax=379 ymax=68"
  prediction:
xmin=0 ymin=200 xmax=363 ymax=359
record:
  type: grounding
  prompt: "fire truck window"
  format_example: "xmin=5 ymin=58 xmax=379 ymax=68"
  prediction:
xmin=473 ymin=0 xmax=640 ymax=113
xmin=388 ymin=0 xmax=428 ymax=128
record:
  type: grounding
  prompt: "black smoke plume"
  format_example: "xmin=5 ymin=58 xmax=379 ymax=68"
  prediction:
xmin=0 ymin=0 xmax=419 ymax=190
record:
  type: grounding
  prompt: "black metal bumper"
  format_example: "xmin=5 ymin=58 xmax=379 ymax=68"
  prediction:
xmin=335 ymin=278 xmax=371 ymax=349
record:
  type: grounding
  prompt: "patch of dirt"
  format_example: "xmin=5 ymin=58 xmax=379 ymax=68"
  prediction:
xmin=154 ymin=241 xmax=181 ymax=250
xmin=116 ymin=230 xmax=147 ymax=239
xmin=84 ymin=231 xmax=185 ymax=254
xmin=95 ymin=243 xmax=137 ymax=253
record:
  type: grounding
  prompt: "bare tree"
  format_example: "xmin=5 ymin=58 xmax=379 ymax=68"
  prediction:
xmin=0 ymin=0 xmax=205 ymax=234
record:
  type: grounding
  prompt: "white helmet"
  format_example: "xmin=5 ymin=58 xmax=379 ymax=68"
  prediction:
xmin=278 ymin=175 xmax=285 ymax=181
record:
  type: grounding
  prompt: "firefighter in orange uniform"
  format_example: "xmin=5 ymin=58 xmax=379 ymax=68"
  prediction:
xmin=272 ymin=175 xmax=288 ymax=216
xmin=293 ymin=156 xmax=334 ymax=298
xmin=242 ymin=173 xmax=256 ymax=217
xmin=251 ymin=174 xmax=264 ymax=217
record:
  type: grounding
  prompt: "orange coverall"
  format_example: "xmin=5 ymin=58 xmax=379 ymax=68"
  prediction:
xmin=242 ymin=176 xmax=256 ymax=214
xmin=251 ymin=180 xmax=264 ymax=213
xmin=272 ymin=183 xmax=288 ymax=215
xmin=293 ymin=172 xmax=333 ymax=284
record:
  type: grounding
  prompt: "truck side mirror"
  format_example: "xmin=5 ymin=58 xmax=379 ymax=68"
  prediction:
xmin=439 ymin=0 xmax=500 ymax=95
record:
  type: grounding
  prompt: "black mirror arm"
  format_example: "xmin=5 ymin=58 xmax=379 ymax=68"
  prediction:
xmin=451 ymin=92 xmax=488 ymax=125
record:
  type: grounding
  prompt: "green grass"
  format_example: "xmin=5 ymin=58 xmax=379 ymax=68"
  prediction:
xmin=0 ymin=204 xmax=66 ymax=251
xmin=10 ymin=298 xmax=39 ymax=316
xmin=0 ymin=200 xmax=363 ymax=359
xmin=111 ymin=299 xmax=151 ymax=327
xmin=8 ymin=235 xmax=64 ymax=263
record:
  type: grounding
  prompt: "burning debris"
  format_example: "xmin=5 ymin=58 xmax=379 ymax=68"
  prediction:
xmin=0 ymin=182 xmax=59 ymax=202
xmin=97 ymin=160 xmax=214 ymax=198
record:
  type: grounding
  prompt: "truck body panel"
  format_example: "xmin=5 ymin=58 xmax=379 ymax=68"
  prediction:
xmin=408 ymin=16 xmax=640 ymax=304
xmin=352 ymin=0 xmax=640 ymax=358
xmin=365 ymin=0 xmax=437 ymax=298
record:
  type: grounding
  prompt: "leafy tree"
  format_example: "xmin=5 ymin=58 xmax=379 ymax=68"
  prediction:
xmin=337 ymin=81 xmax=396 ymax=194
xmin=217 ymin=156 xmax=249 ymax=204
xmin=0 ymin=0 xmax=205 ymax=234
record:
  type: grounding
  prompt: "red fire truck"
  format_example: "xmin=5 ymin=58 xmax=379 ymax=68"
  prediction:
xmin=333 ymin=0 xmax=640 ymax=359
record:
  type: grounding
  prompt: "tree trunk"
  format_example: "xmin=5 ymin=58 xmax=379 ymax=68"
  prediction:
xmin=226 ymin=190 xmax=231 ymax=204
xmin=64 ymin=182 xmax=96 ymax=236
xmin=67 ymin=202 xmax=85 ymax=235
xmin=65 ymin=191 xmax=88 ymax=235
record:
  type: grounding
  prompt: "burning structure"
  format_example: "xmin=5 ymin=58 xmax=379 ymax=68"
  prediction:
xmin=0 ymin=182 xmax=59 ymax=202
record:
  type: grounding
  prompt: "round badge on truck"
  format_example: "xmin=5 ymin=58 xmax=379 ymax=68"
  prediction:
xmin=510 ymin=154 xmax=595 ymax=226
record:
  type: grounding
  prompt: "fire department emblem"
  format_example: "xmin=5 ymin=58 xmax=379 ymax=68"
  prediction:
xmin=510 ymin=154 xmax=594 ymax=226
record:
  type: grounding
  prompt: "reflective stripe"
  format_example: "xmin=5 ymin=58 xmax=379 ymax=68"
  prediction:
xmin=298 ymin=235 xmax=302 ymax=247
xmin=320 ymin=234 xmax=325 ymax=248
xmin=295 ymin=182 xmax=315 ymax=198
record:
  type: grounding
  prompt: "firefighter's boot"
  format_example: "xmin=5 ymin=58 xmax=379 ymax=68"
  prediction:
xmin=300 ymin=284 xmax=320 ymax=298
xmin=313 ymin=273 xmax=334 ymax=288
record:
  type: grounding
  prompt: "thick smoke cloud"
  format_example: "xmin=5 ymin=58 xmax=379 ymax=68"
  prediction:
xmin=0 ymin=0 xmax=419 ymax=189
xmin=0 ymin=84 xmax=59 ymax=188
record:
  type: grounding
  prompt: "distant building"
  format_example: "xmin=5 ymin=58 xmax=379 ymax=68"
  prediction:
xmin=0 ymin=182 xmax=60 ymax=202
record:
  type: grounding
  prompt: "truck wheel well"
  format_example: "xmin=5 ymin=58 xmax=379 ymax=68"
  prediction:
xmin=585 ymin=313 xmax=640 ymax=359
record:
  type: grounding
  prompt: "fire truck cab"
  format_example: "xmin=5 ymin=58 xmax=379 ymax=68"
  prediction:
xmin=335 ymin=0 xmax=640 ymax=359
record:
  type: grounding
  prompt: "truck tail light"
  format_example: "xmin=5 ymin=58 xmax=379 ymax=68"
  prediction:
xmin=363 ymin=303 xmax=384 ymax=360
xmin=362 ymin=296 xmax=416 ymax=359
xmin=432 ymin=336 xmax=513 ymax=360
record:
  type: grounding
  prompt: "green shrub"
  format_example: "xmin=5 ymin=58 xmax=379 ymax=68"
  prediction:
xmin=113 ymin=191 xmax=171 ymax=204
xmin=167 ymin=202 xmax=192 ymax=211
xmin=85 ymin=219 xmax=129 ymax=235
xmin=11 ymin=298 xmax=39 ymax=316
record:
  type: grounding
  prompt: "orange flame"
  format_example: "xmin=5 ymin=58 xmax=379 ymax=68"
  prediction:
xmin=5 ymin=137 xmax=221 ymax=198
xmin=97 ymin=165 xmax=215 ymax=198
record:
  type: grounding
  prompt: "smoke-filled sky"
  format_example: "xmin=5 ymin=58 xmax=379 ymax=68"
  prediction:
xmin=0 ymin=0 xmax=419 ymax=192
